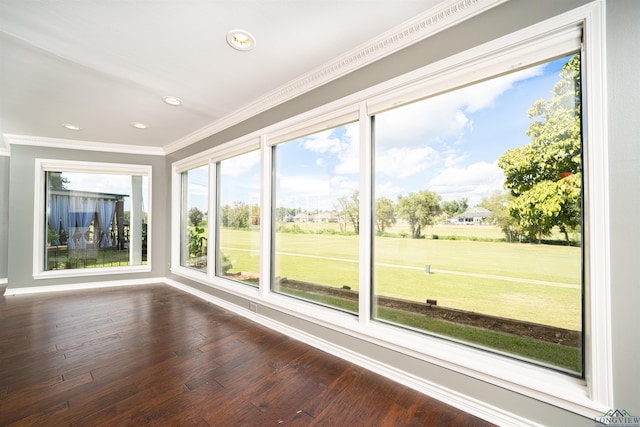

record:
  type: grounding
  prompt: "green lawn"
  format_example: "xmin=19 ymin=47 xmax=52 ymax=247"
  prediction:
xmin=280 ymin=288 xmax=581 ymax=373
xmin=220 ymin=227 xmax=581 ymax=330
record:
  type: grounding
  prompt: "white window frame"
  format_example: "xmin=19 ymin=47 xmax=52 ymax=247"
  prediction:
xmin=34 ymin=159 xmax=152 ymax=279
xmin=265 ymin=107 xmax=362 ymax=316
xmin=171 ymin=136 xmax=262 ymax=300
xmin=170 ymin=2 xmax=610 ymax=417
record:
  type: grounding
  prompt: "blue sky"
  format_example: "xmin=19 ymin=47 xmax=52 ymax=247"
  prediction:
xmin=185 ymin=54 xmax=572 ymax=212
xmin=277 ymin=55 xmax=571 ymax=209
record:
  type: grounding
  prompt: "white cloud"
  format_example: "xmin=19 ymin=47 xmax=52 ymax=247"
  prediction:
xmin=220 ymin=150 xmax=260 ymax=177
xmin=374 ymin=64 xmax=545 ymax=150
xmin=330 ymin=175 xmax=359 ymax=194
xmin=443 ymin=152 xmax=468 ymax=168
xmin=375 ymin=180 xmax=405 ymax=199
xmin=428 ymin=161 xmax=505 ymax=205
xmin=376 ymin=146 xmax=440 ymax=179
xmin=460 ymin=65 xmax=545 ymax=113
xmin=334 ymin=137 xmax=359 ymax=175
xmin=302 ymin=129 xmax=346 ymax=154
xmin=375 ymin=98 xmax=470 ymax=148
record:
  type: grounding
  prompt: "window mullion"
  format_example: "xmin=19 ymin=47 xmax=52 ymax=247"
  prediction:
xmin=208 ymin=160 xmax=217 ymax=279
xmin=359 ymin=104 xmax=373 ymax=326
xmin=259 ymin=135 xmax=271 ymax=298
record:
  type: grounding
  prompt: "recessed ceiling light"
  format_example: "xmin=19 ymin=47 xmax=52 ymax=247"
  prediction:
xmin=226 ymin=29 xmax=256 ymax=51
xmin=162 ymin=96 xmax=183 ymax=106
xmin=131 ymin=122 xmax=148 ymax=129
xmin=62 ymin=124 xmax=81 ymax=131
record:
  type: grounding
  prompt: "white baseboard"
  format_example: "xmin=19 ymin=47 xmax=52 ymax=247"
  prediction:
xmin=3 ymin=277 xmax=165 ymax=295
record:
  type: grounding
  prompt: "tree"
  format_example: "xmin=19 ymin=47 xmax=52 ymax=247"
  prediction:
xmin=478 ymin=191 xmax=521 ymax=242
xmin=498 ymin=54 xmax=581 ymax=244
xmin=397 ymin=190 xmax=441 ymax=239
xmin=375 ymin=197 xmax=396 ymax=233
xmin=188 ymin=207 xmax=204 ymax=227
xmin=335 ymin=191 xmax=359 ymax=233
xmin=441 ymin=197 xmax=468 ymax=216
xmin=228 ymin=201 xmax=249 ymax=228
xmin=220 ymin=204 xmax=230 ymax=227
xmin=47 ymin=171 xmax=69 ymax=190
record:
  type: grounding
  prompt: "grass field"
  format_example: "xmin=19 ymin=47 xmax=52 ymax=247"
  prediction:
xmin=220 ymin=227 xmax=581 ymax=330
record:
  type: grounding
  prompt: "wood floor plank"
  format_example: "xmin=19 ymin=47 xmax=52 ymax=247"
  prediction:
xmin=0 ymin=284 xmax=494 ymax=426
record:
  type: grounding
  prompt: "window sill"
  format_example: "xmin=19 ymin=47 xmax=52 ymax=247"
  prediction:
xmin=34 ymin=264 xmax=151 ymax=280
xmin=258 ymin=291 xmax=604 ymax=418
xmin=170 ymin=266 xmax=261 ymax=300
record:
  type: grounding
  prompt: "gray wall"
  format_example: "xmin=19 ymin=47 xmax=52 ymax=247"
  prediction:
xmin=0 ymin=154 xmax=8 ymax=280
xmin=607 ymin=0 xmax=640 ymax=413
xmin=6 ymin=145 xmax=167 ymax=288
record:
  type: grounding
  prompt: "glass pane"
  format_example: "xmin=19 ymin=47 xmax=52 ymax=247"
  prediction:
xmin=45 ymin=170 xmax=148 ymax=270
xmin=273 ymin=123 xmax=359 ymax=314
xmin=372 ymin=54 xmax=582 ymax=374
xmin=181 ymin=166 xmax=208 ymax=271
xmin=217 ymin=150 xmax=261 ymax=286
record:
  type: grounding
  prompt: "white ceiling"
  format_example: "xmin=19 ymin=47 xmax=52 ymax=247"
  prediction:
xmin=0 ymin=0 xmax=447 ymax=153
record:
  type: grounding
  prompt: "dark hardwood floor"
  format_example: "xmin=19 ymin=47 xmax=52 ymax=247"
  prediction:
xmin=0 ymin=284 xmax=493 ymax=426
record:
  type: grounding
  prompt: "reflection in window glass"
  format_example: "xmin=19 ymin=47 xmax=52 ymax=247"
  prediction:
xmin=372 ymin=54 xmax=582 ymax=374
xmin=217 ymin=150 xmax=261 ymax=286
xmin=181 ymin=165 xmax=208 ymax=271
xmin=45 ymin=170 xmax=148 ymax=270
xmin=273 ymin=123 xmax=359 ymax=313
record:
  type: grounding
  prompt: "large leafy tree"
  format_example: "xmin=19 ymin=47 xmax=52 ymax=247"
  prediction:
xmin=498 ymin=54 xmax=581 ymax=244
xmin=397 ymin=190 xmax=441 ymax=239
xmin=375 ymin=197 xmax=396 ymax=233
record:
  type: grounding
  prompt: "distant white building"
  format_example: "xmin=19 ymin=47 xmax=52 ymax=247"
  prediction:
xmin=455 ymin=207 xmax=491 ymax=224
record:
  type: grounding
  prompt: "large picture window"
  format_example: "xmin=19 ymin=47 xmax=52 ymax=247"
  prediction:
xmin=171 ymin=8 xmax=610 ymax=414
xmin=39 ymin=160 xmax=151 ymax=276
xmin=272 ymin=123 xmax=360 ymax=313
xmin=372 ymin=54 xmax=582 ymax=374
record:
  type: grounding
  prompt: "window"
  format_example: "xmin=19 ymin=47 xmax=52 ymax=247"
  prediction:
xmin=172 ymin=4 xmax=610 ymax=413
xmin=180 ymin=165 xmax=208 ymax=272
xmin=272 ymin=123 xmax=360 ymax=313
xmin=372 ymin=54 xmax=582 ymax=374
xmin=37 ymin=160 xmax=151 ymax=277
xmin=216 ymin=150 xmax=261 ymax=286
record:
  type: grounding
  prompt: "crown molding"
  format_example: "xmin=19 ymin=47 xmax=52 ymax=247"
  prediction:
xmin=4 ymin=134 xmax=165 ymax=156
xmin=164 ymin=0 xmax=508 ymax=154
